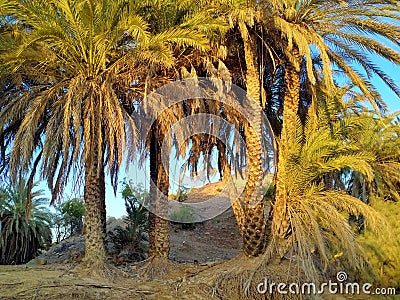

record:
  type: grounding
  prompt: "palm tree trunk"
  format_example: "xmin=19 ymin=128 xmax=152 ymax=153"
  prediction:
xmin=148 ymin=122 xmax=170 ymax=258
xmin=238 ymin=21 xmax=267 ymax=257
xmin=99 ymin=165 xmax=107 ymax=236
xmin=271 ymin=51 xmax=301 ymax=257
xmin=83 ymin=146 xmax=107 ymax=272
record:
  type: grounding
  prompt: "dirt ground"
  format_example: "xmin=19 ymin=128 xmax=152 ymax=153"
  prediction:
xmin=0 ymin=182 xmax=397 ymax=299
xmin=0 ymin=205 xmax=246 ymax=300
xmin=0 ymin=211 xmax=391 ymax=300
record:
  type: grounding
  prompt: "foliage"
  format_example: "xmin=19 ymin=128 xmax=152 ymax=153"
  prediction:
xmin=169 ymin=203 xmax=196 ymax=230
xmin=0 ymin=180 xmax=52 ymax=264
xmin=61 ymin=198 xmax=85 ymax=236
xmin=357 ymin=199 xmax=400 ymax=288
xmin=107 ymin=183 xmax=148 ymax=261
xmin=262 ymin=185 xmax=274 ymax=200
xmin=260 ymin=0 xmax=400 ymax=112
xmin=266 ymin=109 xmax=387 ymax=281
xmin=168 ymin=187 xmax=189 ymax=202
xmin=0 ymin=0 xmax=399 ymax=284
xmin=344 ymin=111 xmax=400 ymax=203
xmin=0 ymin=0 xmax=211 ymax=203
xmin=52 ymin=198 xmax=85 ymax=243
xmin=340 ymin=110 xmax=400 ymax=287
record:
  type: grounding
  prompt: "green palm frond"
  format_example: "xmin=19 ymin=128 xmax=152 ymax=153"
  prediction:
xmin=272 ymin=108 xmax=393 ymax=280
xmin=0 ymin=179 xmax=52 ymax=264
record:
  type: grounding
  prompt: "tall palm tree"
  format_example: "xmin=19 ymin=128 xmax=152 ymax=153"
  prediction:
xmin=0 ymin=0 xmax=207 ymax=275
xmin=196 ymin=0 xmax=270 ymax=257
xmin=258 ymin=0 xmax=400 ymax=257
xmin=131 ymin=0 xmax=226 ymax=264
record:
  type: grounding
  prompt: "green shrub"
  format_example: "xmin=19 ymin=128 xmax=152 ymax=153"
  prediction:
xmin=61 ymin=198 xmax=85 ymax=236
xmin=169 ymin=187 xmax=189 ymax=202
xmin=169 ymin=204 xmax=196 ymax=230
xmin=51 ymin=198 xmax=85 ymax=242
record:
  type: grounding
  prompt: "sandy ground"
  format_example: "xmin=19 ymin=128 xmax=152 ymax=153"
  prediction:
xmin=0 ymin=182 xmax=397 ymax=299
xmin=0 ymin=201 xmax=244 ymax=299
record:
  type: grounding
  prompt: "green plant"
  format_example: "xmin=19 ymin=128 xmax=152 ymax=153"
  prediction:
xmin=61 ymin=198 xmax=85 ymax=237
xmin=358 ymin=199 xmax=400 ymax=288
xmin=169 ymin=187 xmax=189 ymax=202
xmin=106 ymin=216 xmax=117 ymax=224
xmin=264 ymin=110 xmax=385 ymax=281
xmin=107 ymin=183 xmax=148 ymax=261
xmin=0 ymin=180 xmax=52 ymax=264
xmin=51 ymin=204 xmax=67 ymax=243
xmin=169 ymin=203 xmax=196 ymax=230
xmin=51 ymin=198 xmax=85 ymax=242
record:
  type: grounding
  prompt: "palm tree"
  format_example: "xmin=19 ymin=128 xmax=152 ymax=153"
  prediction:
xmin=0 ymin=180 xmax=52 ymax=264
xmin=344 ymin=110 xmax=400 ymax=203
xmin=259 ymin=109 xmax=385 ymax=281
xmin=130 ymin=0 xmax=226 ymax=265
xmin=258 ymin=0 xmax=400 ymax=257
xmin=192 ymin=0 xmax=270 ymax=257
xmin=0 ymin=0 xmax=208 ymax=275
xmin=155 ymin=0 xmax=276 ymax=258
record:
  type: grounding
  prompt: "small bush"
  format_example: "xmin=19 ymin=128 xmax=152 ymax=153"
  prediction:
xmin=169 ymin=187 xmax=189 ymax=202
xmin=169 ymin=204 xmax=196 ymax=230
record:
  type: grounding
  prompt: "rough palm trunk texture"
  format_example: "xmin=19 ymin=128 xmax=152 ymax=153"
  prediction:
xmin=148 ymin=122 xmax=170 ymax=258
xmin=272 ymin=52 xmax=301 ymax=257
xmin=83 ymin=146 xmax=107 ymax=271
xmin=238 ymin=21 xmax=267 ymax=257
xmin=99 ymin=165 xmax=107 ymax=237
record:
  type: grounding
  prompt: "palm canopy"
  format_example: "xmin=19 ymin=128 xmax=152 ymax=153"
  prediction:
xmin=261 ymin=0 xmax=400 ymax=113
xmin=0 ymin=0 xmax=209 ymax=202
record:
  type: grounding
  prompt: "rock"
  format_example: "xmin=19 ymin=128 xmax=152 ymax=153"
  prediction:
xmin=26 ymin=257 xmax=47 ymax=266
xmin=36 ymin=258 xmax=47 ymax=265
